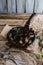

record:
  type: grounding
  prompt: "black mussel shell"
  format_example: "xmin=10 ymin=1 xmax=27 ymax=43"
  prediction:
xmin=7 ymin=27 xmax=35 ymax=48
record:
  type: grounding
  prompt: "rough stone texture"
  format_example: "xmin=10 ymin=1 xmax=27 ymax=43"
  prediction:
xmin=5 ymin=60 xmax=16 ymax=65
xmin=27 ymin=39 xmax=40 ymax=54
xmin=0 ymin=49 xmax=37 ymax=65
xmin=29 ymin=14 xmax=43 ymax=32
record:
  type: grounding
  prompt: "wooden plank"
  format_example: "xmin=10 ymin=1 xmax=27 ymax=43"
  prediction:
xmin=0 ymin=0 xmax=3 ymax=12
xmin=34 ymin=0 xmax=43 ymax=13
xmin=0 ymin=19 xmax=27 ymax=26
xmin=26 ymin=0 xmax=34 ymax=13
xmin=0 ymin=25 xmax=25 ymax=33
xmin=17 ymin=0 xmax=26 ymax=14
xmin=0 ymin=0 xmax=7 ymax=13
xmin=7 ymin=0 xmax=16 ymax=13
xmin=2 ymin=0 xmax=7 ymax=13
xmin=0 ymin=14 xmax=31 ymax=19
xmin=0 ymin=19 xmax=27 ymax=29
xmin=11 ymin=0 xmax=16 ymax=13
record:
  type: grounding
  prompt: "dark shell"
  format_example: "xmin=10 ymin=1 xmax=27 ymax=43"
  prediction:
xmin=7 ymin=27 xmax=35 ymax=48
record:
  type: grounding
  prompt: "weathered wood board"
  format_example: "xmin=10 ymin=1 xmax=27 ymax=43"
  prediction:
xmin=0 ymin=14 xmax=31 ymax=19
xmin=17 ymin=0 xmax=26 ymax=14
xmin=26 ymin=0 xmax=34 ymax=13
xmin=0 ymin=0 xmax=43 ymax=13
xmin=7 ymin=0 xmax=16 ymax=13
xmin=0 ymin=0 xmax=7 ymax=13
xmin=34 ymin=0 xmax=43 ymax=13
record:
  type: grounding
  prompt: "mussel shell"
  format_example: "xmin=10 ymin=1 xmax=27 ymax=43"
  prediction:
xmin=7 ymin=27 xmax=35 ymax=48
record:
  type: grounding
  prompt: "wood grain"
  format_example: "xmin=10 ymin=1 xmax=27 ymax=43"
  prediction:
xmin=0 ymin=0 xmax=43 ymax=13
xmin=0 ymin=19 xmax=27 ymax=26
xmin=26 ymin=0 xmax=34 ymax=13
xmin=17 ymin=0 xmax=26 ymax=13
xmin=0 ymin=14 xmax=31 ymax=19
xmin=34 ymin=0 xmax=43 ymax=13
xmin=0 ymin=0 xmax=6 ymax=13
xmin=7 ymin=0 xmax=16 ymax=13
